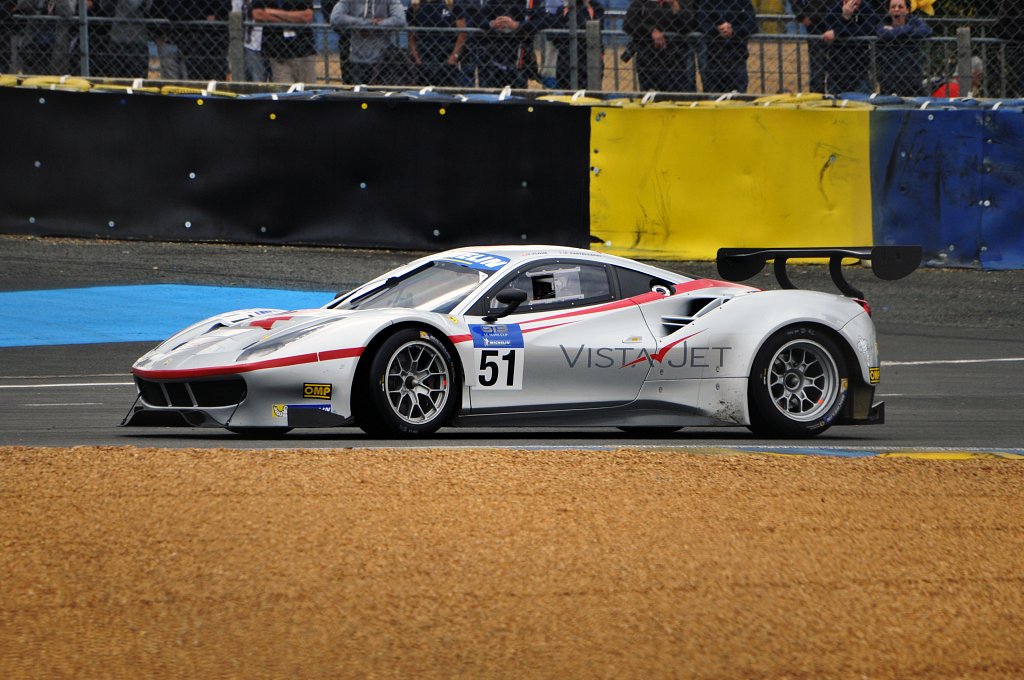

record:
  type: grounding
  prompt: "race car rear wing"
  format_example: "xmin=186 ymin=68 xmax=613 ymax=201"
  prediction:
xmin=716 ymin=246 xmax=921 ymax=299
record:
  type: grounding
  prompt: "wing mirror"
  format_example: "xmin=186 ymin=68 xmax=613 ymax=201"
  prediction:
xmin=483 ymin=288 xmax=528 ymax=323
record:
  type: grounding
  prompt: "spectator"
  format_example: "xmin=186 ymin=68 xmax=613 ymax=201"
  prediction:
xmin=696 ymin=0 xmax=756 ymax=93
xmin=462 ymin=0 xmax=541 ymax=89
xmin=930 ymin=55 xmax=984 ymax=98
xmin=330 ymin=0 xmax=406 ymax=86
xmin=821 ymin=0 xmax=882 ymax=94
xmin=152 ymin=0 xmax=230 ymax=81
xmin=792 ymin=0 xmax=831 ymax=92
xmin=408 ymin=0 xmax=467 ymax=87
xmin=232 ymin=0 xmax=270 ymax=82
xmin=252 ymin=0 xmax=315 ymax=83
xmin=539 ymin=0 xmax=605 ymax=91
xmin=874 ymin=0 xmax=929 ymax=96
xmin=623 ymin=0 xmax=698 ymax=93
xmin=93 ymin=0 xmax=154 ymax=78
xmin=14 ymin=0 xmax=75 ymax=75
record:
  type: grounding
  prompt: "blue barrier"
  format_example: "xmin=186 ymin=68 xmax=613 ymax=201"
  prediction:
xmin=870 ymin=108 xmax=1024 ymax=269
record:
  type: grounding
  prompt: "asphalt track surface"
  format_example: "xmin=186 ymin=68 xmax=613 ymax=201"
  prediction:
xmin=2 ymin=234 xmax=1023 ymax=453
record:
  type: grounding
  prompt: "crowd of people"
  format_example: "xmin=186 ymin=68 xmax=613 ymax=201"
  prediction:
xmin=0 ymin=0 xmax=1021 ymax=98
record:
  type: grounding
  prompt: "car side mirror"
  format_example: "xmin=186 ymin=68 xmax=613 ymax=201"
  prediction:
xmin=483 ymin=288 xmax=528 ymax=323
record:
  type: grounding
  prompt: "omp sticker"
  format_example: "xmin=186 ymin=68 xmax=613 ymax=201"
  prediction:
xmin=303 ymin=383 xmax=332 ymax=400
xmin=440 ymin=252 xmax=510 ymax=271
xmin=869 ymin=367 xmax=880 ymax=384
xmin=470 ymin=324 xmax=525 ymax=349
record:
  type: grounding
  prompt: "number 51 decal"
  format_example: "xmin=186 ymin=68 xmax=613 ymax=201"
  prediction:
xmin=475 ymin=348 xmax=525 ymax=390
xmin=469 ymin=324 xmax=526 ymax=390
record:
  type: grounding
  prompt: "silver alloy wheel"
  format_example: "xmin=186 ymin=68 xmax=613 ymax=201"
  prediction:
xmin=384 ymin=340 xmax=452 ymax=424
xmin=766 ymin=339 xmax=840 ymax=422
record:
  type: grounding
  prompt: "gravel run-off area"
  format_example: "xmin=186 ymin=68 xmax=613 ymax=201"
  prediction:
xmin=2 ymin=445 xmax=1022 ymax=678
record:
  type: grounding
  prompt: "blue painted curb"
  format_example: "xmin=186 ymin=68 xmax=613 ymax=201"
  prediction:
xmin=0 ymin=285 xmax=332 ymax=348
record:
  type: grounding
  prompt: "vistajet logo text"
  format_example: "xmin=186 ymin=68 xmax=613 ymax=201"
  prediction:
xmin=559 ymin=336 xmax=730 ymax=370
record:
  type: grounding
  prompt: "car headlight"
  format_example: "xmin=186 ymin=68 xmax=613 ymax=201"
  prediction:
xmin=235 ymin=318 xmax=343 ymax=363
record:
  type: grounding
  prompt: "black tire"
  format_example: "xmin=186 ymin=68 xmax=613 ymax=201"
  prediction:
xmin=226 ymin=427 xmax=292 ymax=437
xmin=616 ymin=426 xmax=681 ymax=435
xmin=747 ymin=325 xmax=849 ymax=438
xmin=354 ymin=328 xmax=459 ymax=437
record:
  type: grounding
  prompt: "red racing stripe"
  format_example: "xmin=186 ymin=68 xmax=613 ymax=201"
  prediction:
xmin=446 ymin=279 xmax=751 ymax=343
xmin=132 ymin=346 xmax=363 ymax=379
xmin=249 ymin=315 xmax=293 ymax=330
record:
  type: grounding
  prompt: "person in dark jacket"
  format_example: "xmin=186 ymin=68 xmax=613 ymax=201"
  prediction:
xmin=696 ymin=0 xmax=756 ymax=93
xmin=252 ymin=0 xmax=316 ymax=83
xmin=537 ymin=0 xmax=604 ymax=91
xmin=793 ymin=0 xmax=832 ymax=92
xmin=623 ymin=0 xmax=697 ymax=93
xmin=153 ymin=0 xmax=230 ymax=81
xmin=408 ymin=0 xmax=468 ymax=87
xmin=822 ymin=0 xmax=882 ymax=94
xmin=875 ymin=0 xmax=930 ymax=96
xmin=462 ymin=0 xmax=541 ymax=89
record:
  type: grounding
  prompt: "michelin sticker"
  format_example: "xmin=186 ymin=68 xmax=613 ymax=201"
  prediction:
xmin=469 ymin=324 xmax=525 ymax=390
xmin=273 ymin=403 xmax=332 ymax=419
xmin=441 ymin=252 xmax=510 ymax=271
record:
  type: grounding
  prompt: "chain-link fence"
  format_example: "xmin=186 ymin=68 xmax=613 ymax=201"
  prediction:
xmin=3 ymin=1 xmax=1024 ymax=99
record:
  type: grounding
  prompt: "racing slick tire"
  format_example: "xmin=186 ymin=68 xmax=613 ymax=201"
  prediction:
xmin=747 ymin=324 xmax=849 ymax=438
xmin=355 ymin=328 xmax=459 ymax=437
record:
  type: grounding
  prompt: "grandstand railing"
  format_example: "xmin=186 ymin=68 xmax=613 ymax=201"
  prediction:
xmin=4 ymin=10 xmax=1020 ymax=99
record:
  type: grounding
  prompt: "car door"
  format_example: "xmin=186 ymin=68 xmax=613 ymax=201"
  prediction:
xmin=461 ymin=259 xmax=657 ymax=412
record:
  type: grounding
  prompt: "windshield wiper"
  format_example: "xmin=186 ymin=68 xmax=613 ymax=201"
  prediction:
xmin=334 ymin=262 xmax=434 ymax=309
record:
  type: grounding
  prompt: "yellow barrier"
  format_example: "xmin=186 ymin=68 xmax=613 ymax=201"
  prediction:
xmin=589 ymin=106 xmax=874 ymax=260
xmin=90 ymin=83 xmax=163 ymax=95
xmin=19 ymin=76 xmax=91 ymax=91
xmin=160 ymin=85 xmax=239 ymax=97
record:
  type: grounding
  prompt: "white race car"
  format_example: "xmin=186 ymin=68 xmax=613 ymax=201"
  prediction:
xmin=123 ymin=245 xmax=919 ymax=438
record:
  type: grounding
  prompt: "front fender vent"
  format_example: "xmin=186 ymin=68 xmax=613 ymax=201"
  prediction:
xmin=660 ymin=297 xmax=726 ymax=333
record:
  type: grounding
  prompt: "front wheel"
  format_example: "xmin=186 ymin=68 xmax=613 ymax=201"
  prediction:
xmin=747 ymin=325 xmax=848 ymax=438
xmin=355 ymin=328 xmax=459 ymax=437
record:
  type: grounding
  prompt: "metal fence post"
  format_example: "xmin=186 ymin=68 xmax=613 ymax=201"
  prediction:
xmin=568 ymin=0 xmax=579 ymax=90
xmin=229 ymin=12 xmax=245 ymax=83
xmin=956 ymin=26 xmax=972 ymax=97
xmin=77 ymin=0 xmax=89 ymax=77
xmin=586 ymin=19 xmax=601 ymax=92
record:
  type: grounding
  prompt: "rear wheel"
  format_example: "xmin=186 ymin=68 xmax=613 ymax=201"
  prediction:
xmin=355 ymin=328 xmax=458 ymax=437
xmin=747 ymin=325 xmax=848 ymax=438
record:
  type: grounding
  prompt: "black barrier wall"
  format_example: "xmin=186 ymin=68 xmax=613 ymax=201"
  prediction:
xmin=0 ymin=88 xmax=591 ymax=250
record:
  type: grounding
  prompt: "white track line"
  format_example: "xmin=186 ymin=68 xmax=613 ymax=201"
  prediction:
xmin=882 ymin=357 xmax=1024 ymax=366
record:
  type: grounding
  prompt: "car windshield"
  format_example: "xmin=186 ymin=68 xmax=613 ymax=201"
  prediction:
xmin=331 ymin=261 xmax=491 ymax=313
